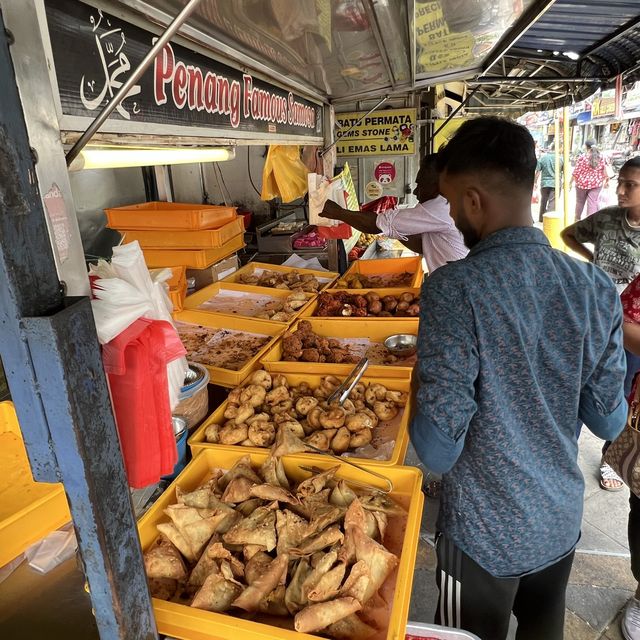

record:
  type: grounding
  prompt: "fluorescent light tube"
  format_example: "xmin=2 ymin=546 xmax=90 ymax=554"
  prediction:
xmin=68 ymin=146 xmax=235 ymax=171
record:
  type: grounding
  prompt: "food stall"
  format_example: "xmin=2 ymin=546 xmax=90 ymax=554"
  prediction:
xmin=2 ymin=1 xmax=640 ymax=640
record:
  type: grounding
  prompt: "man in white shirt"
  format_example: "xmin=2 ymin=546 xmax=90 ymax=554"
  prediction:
xmin=321 ymin=154 xmax=468 ymax=273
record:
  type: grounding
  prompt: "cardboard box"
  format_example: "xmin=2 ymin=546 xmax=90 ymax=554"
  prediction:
xmin=186 ymin=254 xmax=239 ymax=291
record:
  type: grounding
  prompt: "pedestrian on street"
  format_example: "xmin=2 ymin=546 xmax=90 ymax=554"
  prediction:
xmin=571 ymin=139 xmax=609 ymax=221
xmin=410 ymin=117 xmax=627 ymax=640
xmin=536 ymin=147 xmax=563 ymax=221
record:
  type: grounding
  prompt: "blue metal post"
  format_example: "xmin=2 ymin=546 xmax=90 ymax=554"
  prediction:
xmin=0 ymin=9 xmax=157 ymax=639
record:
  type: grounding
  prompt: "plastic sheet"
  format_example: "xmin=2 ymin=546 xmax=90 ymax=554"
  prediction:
xmin=261 ymin=145 xmax=309 ymax=203
xmin=24 ymin=525 xmax=77 ymax=575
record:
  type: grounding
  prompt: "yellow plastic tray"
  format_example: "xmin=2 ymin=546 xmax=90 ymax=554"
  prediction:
xmin=121 ymin=218 xmax=245 ymax=249
xmin=105 ymin=201 xmax=237 ymax=231
xmin=337 ymin=257 xmax=424 ymax=289
xmin=0 ymin=402 xmax=71 ymax=566
xmin=174 ymin=311 xmax=285 ymax=388
xmin=223 ymin=261 xmax=338 ymax=291
xmin=184 ymin=282 xmax=316 ymax=326
xmin=137 ymin=448 xmax=424 ymax=640
xmin=142 ymin=234 xmax=245 ymax=269
xmin=260 ymin=318 xmax=416 ymax=379
xmin=301 ymin=288 xmax=421 ymax=321
xmin=189 ymin=372 xmax=411 ymax=466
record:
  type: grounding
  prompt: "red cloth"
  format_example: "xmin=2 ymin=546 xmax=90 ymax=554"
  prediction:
xmin=103 ymin=317 xmax=186 ymax=488
xmin=573 ymin=154 xmax=608 ymax=190
xmin=621 ymin=275 xmax=640 ymax=324
xmin=317 ymin=223 xmax=352 ymax=240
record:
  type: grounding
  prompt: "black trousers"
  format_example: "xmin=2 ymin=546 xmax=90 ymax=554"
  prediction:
xmin=630 ymin=492 xmax=640 ymax=584
xmin=435 ymin=534 xmax=574 ymax=640
xmin=539 ymin=187 xmax=556 ymax=221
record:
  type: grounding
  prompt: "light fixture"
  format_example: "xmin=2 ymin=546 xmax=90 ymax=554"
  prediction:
xmin=68 ymin=146 xmax=236 ymax=171
xmin=563 ymin=51 xmax=580 ymax=61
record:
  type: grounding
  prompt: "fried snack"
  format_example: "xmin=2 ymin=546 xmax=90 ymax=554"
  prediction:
xmin=294 ymin=597 xmax=362 ymax=633
xmin=188 ymin=538 xmax=221 ymax=588
xmin=235 ymin=498 xmax=263 ymax=517
xmin=204 ymin=423 xmax=220 ymax=444
xmin=223 ymin=505 xmax=277 ymax=551
xmin=339 ymin=560 xmax=372 ymax=603
xmin=297 ymin=466 xmax=340 ymax=497
xmin=191 ymin=572 xmax=242 ymax=612
xmin=144 ymin=537 xmax=188 ymax=580
xmin=324 ymin=613 xmax=377 ymax=640
xmin=156 ymin=522 xmax=196 ymax=562
xmin=232 ymin=553 xmax=289 ymax=612
xmin=259 ymin=455 xmax=290 ymax=489
xmin=349 ymin=429 xmax=373 ymax=448
xmin=330 ymin=480 xmax=358 ymax=507
xmin=149 ymin=577 xmax=178 ymax=600
xmin=221 ymin=477 xmax=255 ymax=504
xmin=258 ymin=584 xmax=289 ymax=616
xmin=244 ymin=550 xmax=273 ymax=584
xmin=272 ymin=424 xmax=311 ymax=457
xmin=276 ymin=509 xmax=308 ymax=555
xmin=290 ymin=525 xmax=344 ymax=556
xmin=350 ymin=526 xmax=399 ymax=603
xmin=250 ymin=483 xmax=299 ymax=505
xmin=307 ymin=562 xmax=346 ymax=603
xmin=247 ymin=421 xmax=276 ymax=447
xmin=218 ymin=455 xmax=262 ymax=490
xmin=331 ymin=427 xmax=351 ymax=454
xmin=285 ymin=558 xmax=313 ymax=614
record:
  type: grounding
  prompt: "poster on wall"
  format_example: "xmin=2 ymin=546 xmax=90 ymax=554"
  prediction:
xmin=44 ymin=0 xmax=323 ymax=138
xmin=335 ymin=108 xmax=416 ymax=156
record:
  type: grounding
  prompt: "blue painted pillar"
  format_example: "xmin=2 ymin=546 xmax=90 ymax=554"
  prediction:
xmin=0 ymin=9 xmax=157 ymax=639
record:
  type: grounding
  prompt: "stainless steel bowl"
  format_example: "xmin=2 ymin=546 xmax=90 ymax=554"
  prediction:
xmin=384 ymin=333 xmax=418 ymax=357
xmin=171 ymin=415 xmax=188 ymax=439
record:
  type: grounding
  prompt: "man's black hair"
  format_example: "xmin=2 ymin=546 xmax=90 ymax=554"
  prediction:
xmin=622 ymin=156 xmax=640 ymax=172
xmin=436 ymin=117 xmax=537 ymax=190
xmin=420 ymin=153 xmax=438 ymax=171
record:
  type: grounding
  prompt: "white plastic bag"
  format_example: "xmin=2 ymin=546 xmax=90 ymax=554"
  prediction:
xmin=90 ymin=241 xmax=188 ymax=409
xmin=308 ymin=173 xmax=346 ymax=226
xmin=24 ymin=526 xmax=77 ymax=574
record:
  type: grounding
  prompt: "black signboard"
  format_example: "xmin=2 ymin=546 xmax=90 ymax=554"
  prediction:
xmin=44 ymin=0 xmax=324 ymax=138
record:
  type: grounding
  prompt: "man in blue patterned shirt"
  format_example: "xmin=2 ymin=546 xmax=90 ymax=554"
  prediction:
xmin=410 ymin=117 xmax=627 ymax=640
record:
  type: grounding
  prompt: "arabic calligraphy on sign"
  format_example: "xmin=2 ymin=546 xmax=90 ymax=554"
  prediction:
xmin=80 ymin=9 xmax=141 ymax=119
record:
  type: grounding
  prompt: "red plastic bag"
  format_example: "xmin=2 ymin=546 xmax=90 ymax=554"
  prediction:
xmin=361 ymin=196 xmax=398 ymax=214
xmin=317 ymin=223 xmax=353 ymax=240
xmin=103 ymin=317 xmax=186 ymax=488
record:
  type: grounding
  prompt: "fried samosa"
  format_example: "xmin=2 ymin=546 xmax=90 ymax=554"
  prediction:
xmin=232 ymin=553 xmax=289 ymax=612
xmin=290 ymin=525 xmax=344 ymax=556
xmin=351 ymin=526 xmax=399 ymax=603
xmin=324 ymin=613 xmax=377 ymax=640
xmin=144 ymin=537 xmax=188 ymax=580
xmin=258 ymin=584 xmax=289 ymax=617
xmin=156 ymin=522 xmax=197 ymax=563
xmin=250 ymin=483 xmax=300 ymax=505
xmin=188 ymin=538 xmax=222 ymax=588
xmin=244 ymin=550 xmax=273 ymax=584
xmin=307 ymin=561 xmax=347 ymax=602
xmin=271 ymin=425 xmax=311 ymax=457
xmin=285 ymin=559 xmax=313 ymax=615
xmin=191 ymin=572 xmax=242 ymax=612
xmin=260 ymin=455 xmax=290 ymax=489
xmin=297 ymin=466 xmax=340 ymax=497
xmin=330 ymin=480 xmax=358 ymax=507
xmin=276 ymin=509 xmax=308 ymax=555
xmin=148 ymin=577 xmax=178 ymax=601
xmin=294 ymin=597 xmax=362 ymax=634
xmin=221 ymin=476 xmax=256 ymax=504
xmin=223 ymin=505 xmax=277 ymax=552
xmin=218 ymin=455 xmax=262 ymax=491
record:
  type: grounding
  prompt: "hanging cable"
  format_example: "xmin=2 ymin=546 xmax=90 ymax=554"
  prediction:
xmin=247 ymin=146 xmax=261 ymax=196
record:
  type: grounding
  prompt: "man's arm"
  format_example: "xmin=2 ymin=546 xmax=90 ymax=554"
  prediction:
xmin=579 ymin=295 xmax=627 ymax=441
xmin=561 ymin=222 xmax=595 ymax=262
xmin=624 ymin=321 xmax=640 ymax=356
xmin=409 ymin=270 xmax=479 ymax=474
xmin=320 ymin=200 xmax=381 ymax=235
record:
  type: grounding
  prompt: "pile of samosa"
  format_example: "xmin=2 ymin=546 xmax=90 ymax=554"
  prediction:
xmin=144 ymin=454 xmax=405 ymax=638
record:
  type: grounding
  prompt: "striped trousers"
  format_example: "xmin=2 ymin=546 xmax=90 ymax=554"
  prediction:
xmin=435 ymin=534 xmax=574 ymax=640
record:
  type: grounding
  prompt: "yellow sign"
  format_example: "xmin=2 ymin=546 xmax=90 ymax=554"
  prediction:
xmin=592 ymin=95 xmax=616 ymax=119
xmin=365 ymin=182 xmax=383 ymax=199
xmin=418 ymin=32 xmax=475 ymax=73
xmin=335 ymin=108 xmax=416 ymax=157
xmin=434 ymin=118 xmax=465 ymax=151
xmin=415 ymin=1 xmax=449 ymax=46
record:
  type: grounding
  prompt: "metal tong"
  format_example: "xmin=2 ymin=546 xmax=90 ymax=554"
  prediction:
xmin=326 ymin=356 xmax=369 ymax=406
xmin=304 ymin=358 xmax=394 ymax=493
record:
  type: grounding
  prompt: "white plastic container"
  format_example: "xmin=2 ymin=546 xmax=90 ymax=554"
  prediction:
xmin=406 ymin=621 xmax=481 ymax=640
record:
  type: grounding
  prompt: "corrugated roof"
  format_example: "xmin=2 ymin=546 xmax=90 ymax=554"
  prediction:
xmin=468 ymin=0 xmax=640 ymax=115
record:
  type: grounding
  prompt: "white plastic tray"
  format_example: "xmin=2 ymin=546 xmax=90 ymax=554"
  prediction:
xmin=406 ymin=621 xmax=481 ymax=640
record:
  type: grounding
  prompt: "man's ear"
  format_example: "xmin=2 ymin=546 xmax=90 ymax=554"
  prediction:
xmin=463 ymin=187 xmax=483 ymax=218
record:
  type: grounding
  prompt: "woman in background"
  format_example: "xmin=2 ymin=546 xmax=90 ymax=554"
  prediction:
xmin=571 ymin=139 xmax=609 ymax=221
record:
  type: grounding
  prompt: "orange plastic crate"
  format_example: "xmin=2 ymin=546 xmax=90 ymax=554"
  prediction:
xmin=141 ymin=233 xmax=245 ymax=269
xmin=105 ymin=201 xmax=237 ymax=231
xmin=190 ymin=372 xmax=411 ymax=466
xmin=137 ymin=448 xmax=424 ymax=640
xmin=120 ymin=218 xmax=244 ymax=249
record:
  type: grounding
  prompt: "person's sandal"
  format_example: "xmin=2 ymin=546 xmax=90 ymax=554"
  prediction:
xmin=600 ymin=462 xmax=624 ymax=492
